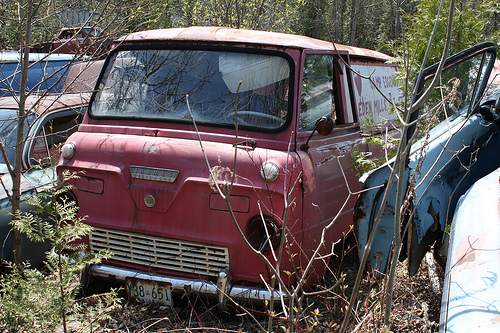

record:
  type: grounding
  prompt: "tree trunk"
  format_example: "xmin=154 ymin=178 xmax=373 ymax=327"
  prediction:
xmin=395 ymin=0 xmax=401 ymax=42
xmin=349 ymin=0 xmax=361 ymax=45
xmin=313 ymin=0 xmax=320 ymax=39
xmin=12 ymin=0 xmax=34 ymax=265
xmin=332 ymin=0 xmax=338 ymax=41
xmin=339 ymin=0 xmax=345 ymax=43
xmin=0 ymin=0 xmax=7 ymax=49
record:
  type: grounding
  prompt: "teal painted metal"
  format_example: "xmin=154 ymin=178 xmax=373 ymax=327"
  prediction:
xmin=440 ymin=167 xmax=500 ymax=332
xmin=355 ymin=42 xmax=499 ymax=275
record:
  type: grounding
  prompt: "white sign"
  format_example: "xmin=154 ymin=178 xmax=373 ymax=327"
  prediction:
xmin=351 ymin=63 xmax=400 ymax=127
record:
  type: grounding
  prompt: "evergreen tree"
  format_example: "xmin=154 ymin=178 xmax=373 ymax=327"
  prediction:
xmin=399 ymin=0 xmax=499 ymax=73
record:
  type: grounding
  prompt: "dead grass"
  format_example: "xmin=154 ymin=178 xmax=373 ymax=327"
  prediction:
xmin=343 ymin=260 xmax=442 ymax=333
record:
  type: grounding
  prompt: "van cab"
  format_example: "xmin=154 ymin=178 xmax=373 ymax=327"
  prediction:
xmin=58 ymin=27 xmax=399 ymax=303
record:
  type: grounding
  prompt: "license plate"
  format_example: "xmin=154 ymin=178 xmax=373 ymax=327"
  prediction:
xmin=126 ymin=278 xmax=173 ymax=305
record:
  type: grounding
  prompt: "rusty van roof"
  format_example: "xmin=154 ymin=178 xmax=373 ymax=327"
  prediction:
xmin=118 ymin=26 xmax=391 ymax=61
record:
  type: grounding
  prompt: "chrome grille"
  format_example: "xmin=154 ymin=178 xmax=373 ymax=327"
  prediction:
xmin=90 ymin=227 xmax=230 ymax=278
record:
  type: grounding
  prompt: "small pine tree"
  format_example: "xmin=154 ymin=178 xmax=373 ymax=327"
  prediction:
xmin=0 ymin=170 xmax=120 ymax=333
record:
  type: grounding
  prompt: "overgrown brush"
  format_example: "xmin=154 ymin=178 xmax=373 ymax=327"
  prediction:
xmin=0 ymin=170 xmax=121 ymax=333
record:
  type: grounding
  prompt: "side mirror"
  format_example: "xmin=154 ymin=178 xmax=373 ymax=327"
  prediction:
xmin=495 ymin=95 xmax=500 ymax=114
xmin=300 ymin=117 xmax=334 ymax=152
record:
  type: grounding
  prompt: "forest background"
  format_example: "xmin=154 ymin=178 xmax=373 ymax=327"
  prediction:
xmin=0 ymin=0 xmax=499 ymax=64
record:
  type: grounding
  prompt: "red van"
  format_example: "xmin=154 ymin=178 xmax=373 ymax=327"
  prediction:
xmin=57 ymin=27 xmax=399 ymax=304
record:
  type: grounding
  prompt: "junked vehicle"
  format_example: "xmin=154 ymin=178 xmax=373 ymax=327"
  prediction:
xmin=31 ymin=26 xmax=112 ymax=57
xmin=439 ymin=155 xmax=500 ymax=332
xmin=0 ymin=52 xmax=74 ymax=97
xmin=0 ymin=60 xmax=103 ymax=266
xmin=438 ymin=77 xmax=500 ymax=331
xmin=57 ymin=27 xmax=401 ymax=304
xmin=354 ymin=42 xmax=499 ymax=276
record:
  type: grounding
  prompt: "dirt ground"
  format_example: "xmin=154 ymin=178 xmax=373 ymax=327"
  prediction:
xmin=90 ymin=238 xmax=444 ymax=333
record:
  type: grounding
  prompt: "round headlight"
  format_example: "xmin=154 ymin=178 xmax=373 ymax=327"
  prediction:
xmin=61 ymin=142 xmax=76 ymax=159
xmin=260 ymin=162 xmax=279 ymax=182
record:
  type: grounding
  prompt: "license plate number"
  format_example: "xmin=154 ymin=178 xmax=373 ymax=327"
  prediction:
xmin=126 ymin=278 xmax=172 ymax=305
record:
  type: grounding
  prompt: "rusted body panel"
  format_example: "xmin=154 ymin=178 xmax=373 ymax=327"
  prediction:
xmin=439 ymin=63 xmax=500 ymax=331
xmin=62 ymin=60 xmax=104 ymax=93
xmin=357 ymin=111 xmax=500 ymax=273
xmin=119 ymin=27 xmax=391 ymax=61
xmin=63 ymin=132 xmax=303 ymax=285
xmin=439 ymin=168 xmax=500 ymax=332
xmin=32 ymin=27 xmax=112 ymax=56
xmin=0 ymin=93 xmax=90 ymax=113
xmin=58 ymin=27 xmax=400 ymax=302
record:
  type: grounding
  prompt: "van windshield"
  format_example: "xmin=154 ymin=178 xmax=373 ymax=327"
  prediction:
xmin=92 ymin=49 xmax=291 ymax=130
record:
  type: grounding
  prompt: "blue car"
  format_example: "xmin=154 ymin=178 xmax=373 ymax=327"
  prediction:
xmin=0 ymin=60 xmax=103 ymax=266
xmin=355 ymin=43 xmax=499 ymax=275
xmin=354 ymin=43 xmax=500 ymax=332
xmin=0 ymin=52 xmax=74 ymax=97
xmin=439 ymin=157 xmax=500 ymax=332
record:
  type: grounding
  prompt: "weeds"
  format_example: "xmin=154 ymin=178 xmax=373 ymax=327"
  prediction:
xmin=0 ymin=170 xmax=121 ymax=333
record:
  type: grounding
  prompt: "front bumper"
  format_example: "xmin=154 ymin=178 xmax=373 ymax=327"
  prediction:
xmin=90 ymin=264 xmax=284 ymax=303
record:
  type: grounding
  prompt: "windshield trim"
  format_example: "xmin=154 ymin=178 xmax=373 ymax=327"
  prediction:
xmin=88 ymin=44 xmax=295 ymax=134
xmin=0 ymin=108 xmax=36 ymax=170
xmin=406 ymin=42 xmax=497 ymax=144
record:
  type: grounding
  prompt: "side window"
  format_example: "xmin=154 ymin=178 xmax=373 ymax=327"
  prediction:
xmin=31 ymin=128 xmax=49 ymax=162
xmin=300 ymin=54 xmax=336 ymax=131
xmin=31 ymin=112 xmax=82 ymax=166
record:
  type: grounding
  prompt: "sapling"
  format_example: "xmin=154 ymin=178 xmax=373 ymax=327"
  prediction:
xmin=0 ymin=170 xmax=120 ymax=333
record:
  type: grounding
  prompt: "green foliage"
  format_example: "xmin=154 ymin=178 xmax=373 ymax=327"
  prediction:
xmin=0 ymin=262 xmax=61 ymax=330
xmin=2 ymin=0 xmax=498 ymax=55
xmin=397 ymin=0 xmax=500 ymax=78
xmin=183 ymin=0 xmax=299 ymax=32
xmin=352 ymin=133 xmax=399 ymax=177
xmin=290 ymin=0 xmax=417 ymax=51
xmin=352 ymin=109 xmax=400 ymax=177
xmin=483 ymin=0 xmax=500 ymax=43
xmin=0 ymin=170 xmax=120 ymax=332
xmin=0 ymin=1 xmax=158 ymax=51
